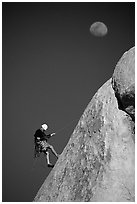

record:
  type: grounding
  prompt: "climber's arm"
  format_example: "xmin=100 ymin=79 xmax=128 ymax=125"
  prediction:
xmin=42 ymin=133 xmax=56 ymax=140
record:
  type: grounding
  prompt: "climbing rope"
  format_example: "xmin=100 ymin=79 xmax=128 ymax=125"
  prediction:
xmin=55 ymin=118 xmax=78 ymax=134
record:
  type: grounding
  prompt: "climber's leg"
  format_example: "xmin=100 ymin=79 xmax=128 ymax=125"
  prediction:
xmin=46 ymin=151 xmax=50 ymax=165
xmin=49 ymin=145 xmax=59 ymax=158
xmin=44 ymin=150 xmax=54 ymax=168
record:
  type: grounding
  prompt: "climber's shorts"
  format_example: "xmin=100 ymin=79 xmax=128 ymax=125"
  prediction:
xmin=38 ymin=141 xmax=51 ymax=152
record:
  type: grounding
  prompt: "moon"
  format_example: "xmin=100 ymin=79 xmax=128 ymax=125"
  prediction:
xmin=90 ymin=22 xmax=108 ymax=37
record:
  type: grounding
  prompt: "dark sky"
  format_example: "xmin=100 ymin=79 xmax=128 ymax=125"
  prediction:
xmin=2 ymin=2 xmax=135 ymax=202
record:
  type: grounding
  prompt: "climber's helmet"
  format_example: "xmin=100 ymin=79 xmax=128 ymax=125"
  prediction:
xmin=41 ymin=123 xmax=48 ymax=131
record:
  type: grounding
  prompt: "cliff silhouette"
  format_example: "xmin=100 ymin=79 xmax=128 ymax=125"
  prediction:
xmin=34 ymin=47 xmax=135 ymax=202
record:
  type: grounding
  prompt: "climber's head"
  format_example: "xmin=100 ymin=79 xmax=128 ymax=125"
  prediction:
xmin=41 ymin=123 xmax=48 ymax=131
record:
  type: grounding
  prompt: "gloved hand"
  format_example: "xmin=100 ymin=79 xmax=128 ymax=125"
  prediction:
xmin=51 ymin=133 xmax=56 ymax=136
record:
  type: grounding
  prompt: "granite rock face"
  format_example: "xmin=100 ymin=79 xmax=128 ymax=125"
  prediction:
xmin=112 ymin=47 xmax=135 ymax=120
xmin=34 ymin=47 xmax=135 ymax=202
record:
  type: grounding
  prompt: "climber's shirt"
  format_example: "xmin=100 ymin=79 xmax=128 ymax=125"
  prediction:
xmin=34 ymin=129 xmax=51 ymax=142
xmin=34 ymin=129 xmax=52 ymax=157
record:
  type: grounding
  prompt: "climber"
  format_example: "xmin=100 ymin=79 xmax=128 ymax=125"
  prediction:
xmin=34 ymin=123 xmax=59 ymax=168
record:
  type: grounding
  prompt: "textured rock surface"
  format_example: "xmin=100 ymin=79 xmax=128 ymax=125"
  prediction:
xmin=34 ymin=47 xmax=135 ymax=202
xmin=112 ymin=47 xmax=135 ymax=120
